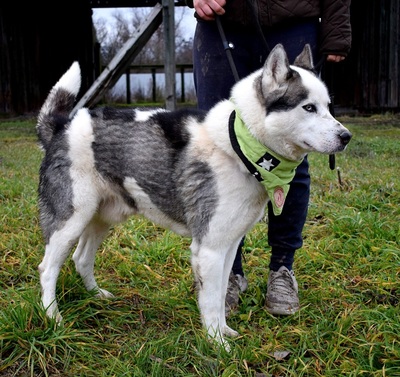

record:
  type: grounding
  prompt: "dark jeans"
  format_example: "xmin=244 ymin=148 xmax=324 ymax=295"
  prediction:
xmin=193 ymin=19 xmax=318 ymax=273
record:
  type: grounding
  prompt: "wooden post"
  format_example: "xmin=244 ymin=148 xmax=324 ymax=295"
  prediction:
xmin=180 ymin=66 xmax=185 ymax=103
xmin=162 ymin=0 xmax=176 ymax=110
xmin=126 ymin=69 xmax=131 ymax=104
xmin=152 ymin=68 xmax=156 ymax=102
xmin=71 ymin=4 xmax=163 ymax=115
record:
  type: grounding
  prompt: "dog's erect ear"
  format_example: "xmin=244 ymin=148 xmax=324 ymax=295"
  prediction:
xmin=293 ymin=44 xmax=314 ymax=70
xmin=260 ymin=44 xmax=291 ymax=93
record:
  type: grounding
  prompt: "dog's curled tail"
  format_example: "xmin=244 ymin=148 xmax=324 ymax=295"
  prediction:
xmin=36 ymin=62 xmax=81 ymax=150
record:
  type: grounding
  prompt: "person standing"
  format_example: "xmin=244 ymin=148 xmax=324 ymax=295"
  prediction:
xmin=186 ymin=0 xmax=352 ymax=315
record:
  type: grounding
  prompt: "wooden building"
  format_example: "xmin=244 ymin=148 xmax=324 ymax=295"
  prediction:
xmin=326 ymin=0 xmax=400 ymax=113
xmin=0 ymin=0 xmax=96 ymax=115
xmin=0 ymin=0 xmax=399 ymax=116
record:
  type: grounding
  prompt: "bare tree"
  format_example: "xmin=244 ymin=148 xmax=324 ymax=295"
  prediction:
xmin=93 ymin=7 xmax=193 ymax=66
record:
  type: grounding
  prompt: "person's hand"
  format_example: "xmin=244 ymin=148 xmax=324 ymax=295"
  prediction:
xmin=194 ymin=0 xmax=226 ymax=21
xmin=326 ymin=54 xmax=346 ymax=63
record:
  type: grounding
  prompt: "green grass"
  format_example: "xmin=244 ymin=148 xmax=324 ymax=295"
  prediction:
xmin=1 ymin=114 xmax=399 ymax=376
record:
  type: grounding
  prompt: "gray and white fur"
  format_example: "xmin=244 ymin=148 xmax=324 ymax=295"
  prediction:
xmin=36 ymin=44 xmax=352 ymax=350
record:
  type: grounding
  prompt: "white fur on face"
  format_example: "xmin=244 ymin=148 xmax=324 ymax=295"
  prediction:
xmin=288 ymin=67 xmax=350 ymax=156
xmin=230 ymin=62 xmax=351 ymax=161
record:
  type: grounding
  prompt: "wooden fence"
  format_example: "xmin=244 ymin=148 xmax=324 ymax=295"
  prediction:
xmin=123 ymin=64 xmax=193 ymax=103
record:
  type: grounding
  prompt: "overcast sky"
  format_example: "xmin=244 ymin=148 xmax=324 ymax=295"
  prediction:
xmin=92 ymin=7 xmax=197 ymax=40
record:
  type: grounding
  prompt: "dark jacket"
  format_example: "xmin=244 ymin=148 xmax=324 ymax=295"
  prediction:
xmin=186 ymin=0 xmax=352 ymax=57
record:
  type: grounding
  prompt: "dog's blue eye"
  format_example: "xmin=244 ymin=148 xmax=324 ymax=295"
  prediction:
xmin=303 ymin=104 xmax=317 ymax=113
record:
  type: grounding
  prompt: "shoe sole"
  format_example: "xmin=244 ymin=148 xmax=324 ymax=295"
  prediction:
xmin=265 ymin=303 xmax=299 ymax=316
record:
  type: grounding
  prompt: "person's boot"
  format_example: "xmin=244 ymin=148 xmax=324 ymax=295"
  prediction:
xmin=225 ymin=272 xmax=248 ymax=316
xmin=265 ymin=266 xmax=299 ymax=315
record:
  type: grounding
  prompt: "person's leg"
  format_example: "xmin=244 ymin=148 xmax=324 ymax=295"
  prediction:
xmin=265 ymin=157 xmax=310 ymax=314
xmin=263 ymin=20 xmax=319 ymax=314
xmin=267 ymin=158 xmax=310 ymax=270
xmin=193 ymin=21 xmax=264 ymax=110
xmin=234 ymin=20 xmax=319 ymax=281
xmin=194 ymin=22 xmax=238 ymax=111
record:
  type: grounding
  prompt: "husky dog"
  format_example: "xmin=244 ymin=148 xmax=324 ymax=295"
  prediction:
xmin=37 ymin=44 xmax=351 ymax=349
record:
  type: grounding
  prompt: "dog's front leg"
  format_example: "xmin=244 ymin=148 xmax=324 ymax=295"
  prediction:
xmin=191 ymin=241 xmax=239 ymax=350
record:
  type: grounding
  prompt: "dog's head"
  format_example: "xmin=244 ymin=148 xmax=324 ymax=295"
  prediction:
xmin=231 ymin=44 xmax=352 ymax=161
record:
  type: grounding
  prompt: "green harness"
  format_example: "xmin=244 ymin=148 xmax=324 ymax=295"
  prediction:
xmin=228 ymin=110 xmax=303 ymax=216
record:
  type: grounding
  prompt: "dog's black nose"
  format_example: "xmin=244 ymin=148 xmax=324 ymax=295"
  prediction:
xmin=340 ymin=130 xmax=352 ymax=145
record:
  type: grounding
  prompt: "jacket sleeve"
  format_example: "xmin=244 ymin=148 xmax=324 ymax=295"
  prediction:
xmin=319 ymin=0 xmax=352 ymax=56
xmin=185 ymin=0 xmax=194 ymax=8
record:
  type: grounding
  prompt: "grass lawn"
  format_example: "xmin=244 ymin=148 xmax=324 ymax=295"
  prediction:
xmin=0 ymin=114 xmax=399 ymax=376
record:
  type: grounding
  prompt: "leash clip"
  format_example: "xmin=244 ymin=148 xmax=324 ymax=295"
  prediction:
xmin=223 ymin=41 xmax=235 ymax=51
xmin=216 ymin=15 xmax=240 ymax=82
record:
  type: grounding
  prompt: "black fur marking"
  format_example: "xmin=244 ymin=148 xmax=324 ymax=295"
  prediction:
xmin=176 ymin=157 xmax=218 ymax=240
xmin=100 ymin=106 xmax=137 ymax=122
xmin=37 ymin=88 xmax=75 ymax=150
xmin=151 ymin=108 xmax=207 ymax=149
xmin=38 ymin=132 xmax=74 ymax=243
xmin=265 ymin=69 xmax=309 ymax=114
xmin=37 ymin=114 xmax=70 ymax=150
xmin=53 ymin=88 xmax=77 ymax=115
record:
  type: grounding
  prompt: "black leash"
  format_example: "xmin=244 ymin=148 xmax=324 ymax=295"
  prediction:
xmin=328 ymin=100 xmax=337 ymax=170
xmin=215 ymin=15 xmax=240 ymax=83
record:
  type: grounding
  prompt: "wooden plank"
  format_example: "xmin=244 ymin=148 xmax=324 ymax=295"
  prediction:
xmin=388 ymin=0 xmax=399 ymax=107
xmin=163 ymin=0 xmax=176 ymax=110
xmin=71 ymin=3 xmax=163 ymax=115
xmin=89 ymin=0 xmax=187 ymax=7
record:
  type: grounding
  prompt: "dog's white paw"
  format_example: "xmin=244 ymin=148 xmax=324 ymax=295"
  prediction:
xmin=221 ymin=338 xmax=231 ymax=352
xmin=223 ymin=325 xmax=239 ymax=338
xmin=52 ymin=312 xmax=63 ymax=324
xmin=95 ymin=288 xmax=114 ymax=299
xmin=206 ymin=325 xmax=237 ymax=352
xmin=44 ymin=302 xmax=63 ymax=324
xmin=208 ymin=333 xmax=232 ymax=352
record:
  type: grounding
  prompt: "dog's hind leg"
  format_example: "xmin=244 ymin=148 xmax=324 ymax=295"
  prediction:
xmin=72 ymin=218 xmax=113 ymax=299
xmin=39 ymin=210 xmax=98 ymax=322
xmin=39 ymin=236 xmax=75 ymax=322
xmin=39 ymin=224 xmax=82 ymax=322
